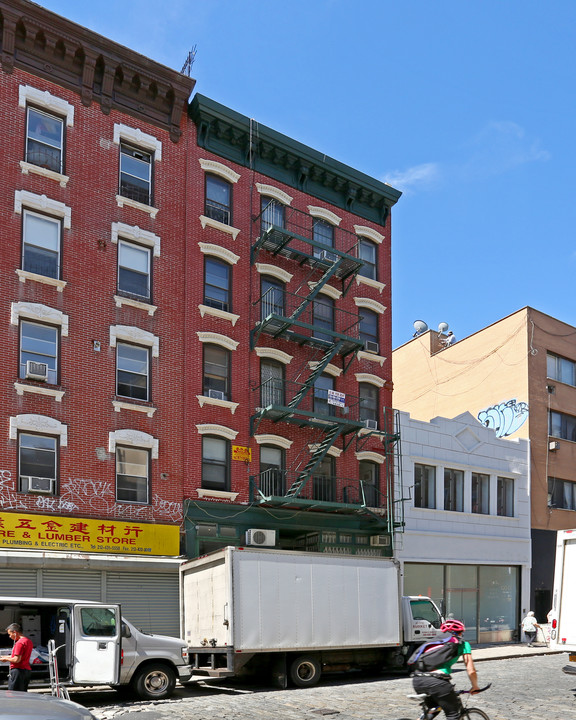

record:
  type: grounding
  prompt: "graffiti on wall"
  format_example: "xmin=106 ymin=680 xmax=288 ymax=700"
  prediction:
xmin=0 ymin=470 xmax=182 ymax=523
xmin=477 ymin=399 xmax=529 ymax=438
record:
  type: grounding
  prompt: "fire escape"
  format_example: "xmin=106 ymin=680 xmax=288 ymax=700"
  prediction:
xmin=249 ymin=201 xmax=400 ymax=529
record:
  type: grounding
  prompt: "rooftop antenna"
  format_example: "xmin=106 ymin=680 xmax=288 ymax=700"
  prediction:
xmin=181 ymin=46 xmax=197 ymax=77
xmin=413 ymin=320 xmax=428 ymax=337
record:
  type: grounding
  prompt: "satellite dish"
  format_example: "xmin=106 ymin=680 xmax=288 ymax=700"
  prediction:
xmin=438 ymin=322 xmax=449 ymax=334
xmin=413 ymin=320 xmax=428 ymax=335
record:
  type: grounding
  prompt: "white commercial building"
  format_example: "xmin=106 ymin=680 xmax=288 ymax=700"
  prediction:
xmin=395 ymin=410 xmax=531 ymax=643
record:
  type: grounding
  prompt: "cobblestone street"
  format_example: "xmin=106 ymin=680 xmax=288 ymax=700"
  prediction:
xmin=75 ymin=653 xmax=575 ymax=720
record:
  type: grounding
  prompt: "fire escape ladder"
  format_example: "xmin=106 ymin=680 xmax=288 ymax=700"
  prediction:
xmin=285 ymin=340 xmax=345 ymax=411
xmin=284 ymin=424 xmax=343 ymax=498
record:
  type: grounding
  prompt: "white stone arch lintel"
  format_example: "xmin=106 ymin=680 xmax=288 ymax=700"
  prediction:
xmin=111 ymin=222 xmax=161 ymax=256
xmin=308 ymin=361 xmax=341 ymax=377
xmin=199 ymin=243 xmax=240 ymax=265
xmin=354 ymin=225 xmax=384 ymax=244
xmin=199 ymin=159 xmax=240 ymax=183
xmin=254 ymin=347 xmax=293 ymax=364
xmin=113 ymin=123 xmax=162 ymax=160
xmin=19 ymin=85 xmax=75 ymax=126
xmin=10 ymin=414 xmax=68 ymax=446
xmin=355 ymin=372 xmax=385 ymax=388
xmin=255 ymin=183 xmax=293 ymax=205
xmin=353 ymin=297 xmax=386 ymax=314
xmin=196 ymin=424 xmax=238 ymax=441
xmin=254 ymin=434 xmax=293 ymax=450
xmin=308 ymin=206 xmax=342 ymax=226
xmin=11 ymin=302 xmax=69 ymax=336
xmin=355 ymin=450 xmax=385 ymax=464
xmin=256 ymin=264 xmax=293 ymax=284
xmin=15 ymin=190 xmax=71 ymax=229
xmin=110 ymin=325 xmax=159 ymax=357
xmin=108 ymin=429 xmax=158 ymax=459
xmin=196 ymin=332 xmax=239 ymax=351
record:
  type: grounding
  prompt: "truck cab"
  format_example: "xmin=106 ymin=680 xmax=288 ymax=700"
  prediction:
xmin=402 ymin=596 xmax=444 ymax=644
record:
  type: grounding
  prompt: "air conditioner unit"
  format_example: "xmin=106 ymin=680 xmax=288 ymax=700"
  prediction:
xmin=549 ymin=441 xmax=560 ymax=451
xmin=245 ymin=529 xmax=276 ymax=547
xmin=208 ymin=389 xmax=226 ymax=401
xmin=364 ymin=419 xmax=378 ymax=430
xmin=370 ymin=534 xmax=390 ymax=547
xmin=26 ymin=360 xmax=48 ymax=381
xmin=22 ymin=476 xmax=55 ymax=494
xmin=364 ymin=341 xmax=379 ymax=354
xmin=319 ymin=250 xmax=337 ymax=262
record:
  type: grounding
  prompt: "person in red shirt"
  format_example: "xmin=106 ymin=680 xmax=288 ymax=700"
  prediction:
xmin=0 ymin=623 xmax=33 ymax=691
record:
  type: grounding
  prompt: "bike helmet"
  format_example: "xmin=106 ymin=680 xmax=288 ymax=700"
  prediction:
xmin=440 ymin=619 xmax=465 ymax=634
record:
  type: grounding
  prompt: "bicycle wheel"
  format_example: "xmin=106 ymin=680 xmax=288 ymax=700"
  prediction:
xmin=463 ymin=708 xmax=490 ymax=720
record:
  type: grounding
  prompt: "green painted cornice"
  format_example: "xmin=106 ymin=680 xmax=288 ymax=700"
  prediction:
xmin=190 ymin=94 xmax=401 ymax=225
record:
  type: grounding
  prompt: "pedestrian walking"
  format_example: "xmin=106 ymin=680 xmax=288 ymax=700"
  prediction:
xmin=0 ymin=623 xmax=33 ymax=691
xmin=521 ymin=611 xmax=540 ymax=647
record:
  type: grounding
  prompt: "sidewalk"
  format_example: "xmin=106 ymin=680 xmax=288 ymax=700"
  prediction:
xmin=472 ymin=642 xmax=565 ymax=662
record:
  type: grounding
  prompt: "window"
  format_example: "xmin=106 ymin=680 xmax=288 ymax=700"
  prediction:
xmin=22 ymin=209 xmax=61 ymax=279
xmin=547 ymin=353 xmax=576 ymax=386
xmin=117 ymin=343 xmax=149 ymax=401
xmin=497 ymin=476 xmax=514 ymax=517
xmin=203 ymin=344 xmax=230 ymax=400
xmin=26 ymin=106 xmax=64 ymax=173
xmin=414 ymin=464 xmax=436 ymax=509
xmin=359 ymin=382 xmax=378 ymax=424
xmin=202 ymin=436 xmax=229 ymax=490
xmin=444 ymin=468 xmax=464 ymax=512
xmin=118 ymin=240 xmax=151 ymax=300
xmin=261 ymin=196 xmax=285 ymax=233
xmin=80 ymin=607 xmax=116 ymax=637
xmin=472 ymin=472 xmax=490 ymax=514
xmin=120 ymin=144 xmax=152 ymax=205
xmin=313 ymin=456 xmax=335 ymax=502
xmin=359 ymin=460 xmax=379 ymax=507
xmin=205 ymin=175 xmax=231 ymax=225
xmin=20 ymin=320 xmax=58 ymax=384
xmin=261 ymin=276 xmax=285 ymax=319
xmin=260 ymin=445 xmax=285 ymax=496
xmin=260 ymin=359 xmax=284 ymax=407
xmin=19 ymin=433 xmax=57 ymax=494
xmin=359 ymin=308 xmax=379 ymax=350
xmin=116 ymin=445 xmax=149 ymax=503
xmin=204 ymin=258 xmax=231 ymax=312
xmin=548 ymin=477 xmax=576 ymax=510
xmin=549 ymin=410 xmax=576 ymax=442
xmin=314 ymin=374 xmax=335 ymax=416
xmin=358 ymin=238 xmax=377 ymax=280
xmin=313 ymin=218 xmax=334 ymax=259
xmin=312 ymin=296 xmax=334 ymax=341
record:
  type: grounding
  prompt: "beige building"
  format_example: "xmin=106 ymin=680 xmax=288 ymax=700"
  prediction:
xmin=393 ymin=307 xmax=576 ymax=619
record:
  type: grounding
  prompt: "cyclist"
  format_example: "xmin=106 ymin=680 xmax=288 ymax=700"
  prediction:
xmin=411 ymin=619 xmax=480 ymax=720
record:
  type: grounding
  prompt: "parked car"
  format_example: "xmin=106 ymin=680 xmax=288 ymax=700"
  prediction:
xmin=0 ymin=690 xmax=97 ymax=719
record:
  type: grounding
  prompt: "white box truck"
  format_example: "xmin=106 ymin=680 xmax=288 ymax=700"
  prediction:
xmin=180 ymin=547 xmax=443 ymax=688
xmin=0 ymin=597 xmax=191 ymax=699
xmin=550 ymin=529 xmax=576 ymax=674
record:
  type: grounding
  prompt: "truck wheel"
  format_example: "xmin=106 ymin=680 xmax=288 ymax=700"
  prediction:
xmin=132 ymin=663 xmax=176 ymax=700
xmin=289 ymin=655 xmax=321 ymax=687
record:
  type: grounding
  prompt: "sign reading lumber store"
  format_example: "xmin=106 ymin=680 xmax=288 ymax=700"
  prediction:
xmin=0 ymin=512 xmax=179 ymax=556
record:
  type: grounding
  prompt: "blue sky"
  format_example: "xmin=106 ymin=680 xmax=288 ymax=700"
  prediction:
xmin=36 ymin=0 xmax=576 ymax=348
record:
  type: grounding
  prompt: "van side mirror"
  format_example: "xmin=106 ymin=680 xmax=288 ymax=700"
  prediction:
xmin=121 ymin=622 xmax=131 ymax=639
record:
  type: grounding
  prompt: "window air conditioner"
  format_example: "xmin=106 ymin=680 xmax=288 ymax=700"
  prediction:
xmin=22 ymin=475 xmax=55 ymax=494
xmin=364 ymin=419 xmax=378 ymax=430
xmin=245 ymin=529 xmax=276 ymax=547
xmin=364 ymin=341 xmax=379 ymax=354
xmin=319 ymin=250 xmax=337 ymax=262
xmin=549 ymin=441 xmax=560 ymax=451
xmin=26 ymin=360 xmax=48 ymax=381
xmin=370 ymin=534 xmax=390 ymax=547
xmin=208 ymin=389 xmax=226 ymax=401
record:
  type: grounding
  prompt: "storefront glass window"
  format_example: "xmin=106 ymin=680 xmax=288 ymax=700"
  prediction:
xmin=478 ymin=566 xmax=519 ymax=642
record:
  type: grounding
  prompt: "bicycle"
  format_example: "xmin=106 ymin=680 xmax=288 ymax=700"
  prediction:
xmin=397 ymin=683 xmax=491 ymax=720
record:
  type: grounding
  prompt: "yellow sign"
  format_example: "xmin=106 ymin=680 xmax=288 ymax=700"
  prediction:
xmin=232 ymin=445 xmax=252 ymax=462
xmin=0 ymin=512 xmax=180 ymax=556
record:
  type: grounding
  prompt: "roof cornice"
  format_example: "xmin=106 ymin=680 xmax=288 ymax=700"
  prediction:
xmin=190 ymin=94 xmax=401 ymax=224
xmin=0 ymin=0 xmax=194 ymax=141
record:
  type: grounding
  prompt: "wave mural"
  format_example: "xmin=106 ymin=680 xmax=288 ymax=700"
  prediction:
xmin=477 ymin=399 xmax=529 ymax=438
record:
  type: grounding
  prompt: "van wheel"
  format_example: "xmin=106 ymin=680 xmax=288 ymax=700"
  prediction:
xmin=289 ymin=655 xmax=321 ymax=687
xmin=132 ymin=663 xmax=176 ymax=700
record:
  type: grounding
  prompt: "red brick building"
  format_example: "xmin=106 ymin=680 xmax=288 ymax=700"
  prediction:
xmin=0 ymin=0 xmax=401 ymax=631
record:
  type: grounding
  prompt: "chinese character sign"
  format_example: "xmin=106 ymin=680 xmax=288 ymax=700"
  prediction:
xmin=0 ymin=512 xmax=179 ymax=556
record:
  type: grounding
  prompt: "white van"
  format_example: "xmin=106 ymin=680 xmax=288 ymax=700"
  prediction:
xmin=0 ymin=597 xmax=191 ymax=699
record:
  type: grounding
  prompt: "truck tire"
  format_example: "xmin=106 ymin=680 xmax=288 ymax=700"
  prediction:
xmin=132 ymin=663 xmax=177 ymax=700
xmin=289 ymin=655 xmax=321 ymax=687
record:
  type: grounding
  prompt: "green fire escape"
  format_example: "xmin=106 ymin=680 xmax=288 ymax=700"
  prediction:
xmin=250 ymin=201 xmax=398 ymax=521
